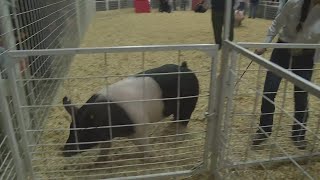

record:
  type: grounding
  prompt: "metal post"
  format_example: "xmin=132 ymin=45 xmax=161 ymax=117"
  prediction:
xmin=1 ymin=0 xmax=34 ymax=145
xmin=0 ymin=1 xmax=15 ymax=50
xmin=106 ymin=0 xmax=109 ymax=10
xmin=203 ymin=47 xmax=219 ymax=169
xmin=75 ymin=0 xmax=82 ymax=41
xmin=5 ymin=56 xmax=34 ymax=179
xmin=209 ymin=0 xmax=234 ymax=175
xmin=220 ymin=49 xmax=237 ymax=159
xmin=209 ymin=46 xmax=231 ymax=178
xmin=118 ymin=0 xmax=121 ymax=9
xmin=223 ymin=0 xmax=233 ymax=42
xmin=6 ymin=0 xmax=34 ymax=146
xmin=0 ymin=85 xmax=26 ymax=180
xmin=89 ymin=0 xmax=97 ymax=31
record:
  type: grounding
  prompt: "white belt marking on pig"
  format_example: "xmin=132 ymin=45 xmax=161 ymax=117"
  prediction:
xmin=98 ymin=77 xmax=165 ymax=125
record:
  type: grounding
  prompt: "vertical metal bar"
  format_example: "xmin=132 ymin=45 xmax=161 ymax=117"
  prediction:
xmin=10 ymin=0 xmax=35 ymax=145
xmin=11 ymin=0 xmax=36 ymax=132
xmin=0 ymin=0 xmax=16 ymax=50
xmin=0 ymin=83 xmax=25 ymax=180
xmin=75 ymin=0 xmax=82 ymax=41
xmin=252 ymin=64 xmax=263 ymax=115
xmin=209 ymin=46 xmax=231 ymax=178
xmin=104 ymin=52 xmax=114 ymax=163
xmin=118 ymin=0 xmax=121 ymax=9
xmin=1 ymin=0 xmax=33 ymax=160
xmin=263 ymin=3 xmax=267 ymax=19
xmin=106 ymin=0 xmax=109 ymax=11
xmin=5 ymin=57 xmax=34 ymax=179
xmin=223 ymin=0 xmax=233 ymax=42
xmin=176 ymin=50 xmax=182 ymax=172
xmin=221 ymin=49 xmax=238 ymax=163
xmin=89 ymin=0 xmax=96 ymax=27
xmin=141 ymin=51 xmax=146 ymax=162
xmin=203 ymin=47 xmax=218 ymax=169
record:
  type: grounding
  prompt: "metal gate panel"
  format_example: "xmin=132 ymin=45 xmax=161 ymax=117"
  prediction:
xmin=211 ymin=41 xmax=320 ymax=179
xmin=6 ymin=44 xmax=218 ymax=179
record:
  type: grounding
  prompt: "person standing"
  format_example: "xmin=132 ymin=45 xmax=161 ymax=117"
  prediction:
xmin=253 ymin=0 xmax=320 ymax=150
xmin=249 ymin=0 xmax=259 ymax=18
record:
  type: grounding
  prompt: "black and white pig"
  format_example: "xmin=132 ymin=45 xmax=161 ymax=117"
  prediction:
xmin=62 ymin=62 xmax=199 ymax=159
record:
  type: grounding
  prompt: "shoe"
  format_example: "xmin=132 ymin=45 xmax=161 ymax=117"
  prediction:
xmin=291 ymin=136 xmax=308 ymax=150
xmin=252 ymin=129 xmax=271 ymax=146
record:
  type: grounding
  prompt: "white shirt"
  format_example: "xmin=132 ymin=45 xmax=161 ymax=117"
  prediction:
xmin=264 ymin=0 xmax=320 ymax=44
xmin=277 ymin=0 xmax=288 ymax=15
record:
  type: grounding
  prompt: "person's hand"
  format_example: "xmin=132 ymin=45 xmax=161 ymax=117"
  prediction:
xmin=254 ymin=48 xmax=267 ymax=55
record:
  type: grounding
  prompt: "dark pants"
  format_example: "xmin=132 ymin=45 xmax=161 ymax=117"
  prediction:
xmin=249 ymin=2 xmax=258 ymax=18
xmin=211 ymin=11 xmax=234 ymax=48
xmin=259 ymin=40 xmax=315 ymax=141
xmin=237 ymin=2 xmax=246 ymax=11
xmin=180 ymin=0 xmax=187 ymax=10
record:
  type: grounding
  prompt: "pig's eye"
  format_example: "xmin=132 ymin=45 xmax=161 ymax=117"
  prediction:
xmin=90 ymin=115 xmax=94 ymax=119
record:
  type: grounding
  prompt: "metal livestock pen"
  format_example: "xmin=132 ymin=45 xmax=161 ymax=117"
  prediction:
xmin=0 ymin=0 xmax=320 ymax=179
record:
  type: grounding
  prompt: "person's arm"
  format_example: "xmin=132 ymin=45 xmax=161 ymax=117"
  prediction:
xmin=264 ymin=1 xmax=292 ymax=43
xmin=255 ymin=1 xmax=292 ymax=55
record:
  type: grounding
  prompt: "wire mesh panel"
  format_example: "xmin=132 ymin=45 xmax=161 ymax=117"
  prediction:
xmin=0 ymin=130 xmax=17 ymax=180
xmin=96 ymin=0 xmax=108 ymax=11
xmin=7 ymin=44 xmax=218 ymax=179
xmin=0 ymin=0 xmax=96 ymax=145
xmin=212 ymin=41 xmax=320 ymax=179
xmin=0 ymin=59 xmax=31 ymax=179
xmin=255 ymin=0 xmax=279 ymax=20
xmin=0 ymin=67 xmax=18 ymax=180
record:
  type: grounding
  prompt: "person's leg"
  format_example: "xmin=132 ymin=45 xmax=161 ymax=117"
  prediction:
xmin=237 ymin=2 xmax=244 ymax=11
xmin=253 ymin=3 xmax=258 ymax=18
xmin=212 ymin=11 xmax=224 ymax=48
xmin=252 ymin=45 xmax=291 ymax=145
xmin=173 ymin=0 xmax=176 ymax=10
xmin=291 ymin=51 xmax=315 ymax=149
xmin=229 ymin=8 xmax=235 ymax=41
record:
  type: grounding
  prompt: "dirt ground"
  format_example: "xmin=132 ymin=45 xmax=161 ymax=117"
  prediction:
xmin=31 ymin=9 xmax=320 ymax=179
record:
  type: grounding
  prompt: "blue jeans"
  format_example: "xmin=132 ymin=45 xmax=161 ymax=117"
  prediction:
xmin=249 ymin=2 xmax=258 ymax=18
xmin=258 ymin=40 xmax=315 ymax=140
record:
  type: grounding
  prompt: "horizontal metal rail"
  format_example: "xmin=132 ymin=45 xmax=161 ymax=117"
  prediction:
xmin=226 ymin=152 xmax=320 ymax=169
xmin=225 ymin=41 xmax=320 ymax=99
xmin=8 ymin=44 xmax=218 ymax=58
xmin=237 ymin=42 xmax=320 ymax=49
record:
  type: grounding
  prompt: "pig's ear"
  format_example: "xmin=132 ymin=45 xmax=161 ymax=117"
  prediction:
xmin=80 ymin=94 xmax=100 ymax=110
xmin=77 ymin=94 xmax=100 ymax=116
xmin=85 ymin=94 xmax=99 ymax=104
xmin=62 ymin=96 xmax=79 ymax=117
